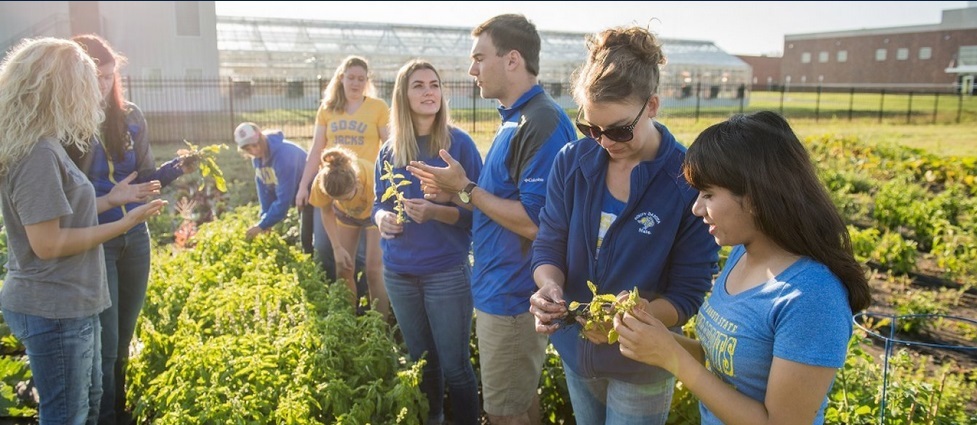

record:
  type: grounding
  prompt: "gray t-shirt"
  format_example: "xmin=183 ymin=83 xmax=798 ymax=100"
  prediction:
xmin=0 ymin=137 xmax=109 ymax=318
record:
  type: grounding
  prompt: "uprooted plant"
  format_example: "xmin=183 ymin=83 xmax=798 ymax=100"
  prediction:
xmin=563 ymin=281 xmax=640 ymax=343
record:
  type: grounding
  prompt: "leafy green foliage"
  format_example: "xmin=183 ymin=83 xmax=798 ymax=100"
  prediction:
xmin=127 ymin=207 xmax=426 ymax=424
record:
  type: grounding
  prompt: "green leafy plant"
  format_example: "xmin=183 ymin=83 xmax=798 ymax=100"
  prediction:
xmin=379 ymin=160 xmax=411 ymax=224
xmin=178 ymin=140 xmax=228 ymax=192
xmin=566 ymin=281 xmax=639 ymax=344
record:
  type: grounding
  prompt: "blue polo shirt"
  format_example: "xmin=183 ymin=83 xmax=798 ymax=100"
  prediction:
xmin=472 ymin=85 xmax=576 ymax=316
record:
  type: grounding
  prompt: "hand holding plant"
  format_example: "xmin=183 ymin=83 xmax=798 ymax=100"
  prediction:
xmin=380 ymin=160 xmax=411 ymax=224
xmin=566 ymin=281 xmax=639 ymax=344
xmin=177 ymin=140 xmax=227 ymax=192
xmin=530 ymin=282 xmax=570 ymax=334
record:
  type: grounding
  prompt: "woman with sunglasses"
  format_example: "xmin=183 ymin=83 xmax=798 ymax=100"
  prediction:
xmin=529 ymin=25 xmax=719 ymax=424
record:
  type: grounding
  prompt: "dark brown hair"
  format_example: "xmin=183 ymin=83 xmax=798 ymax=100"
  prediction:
xmin=472 ymin=14 xmax=540 ymax=76
xmin=72 ymin=34 xmax=129 ymax=161
xmin=683 ymin=111 xmax=871 ymax=312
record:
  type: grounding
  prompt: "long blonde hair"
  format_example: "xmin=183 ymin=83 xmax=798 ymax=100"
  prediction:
xmin=0 ymin=37 xmax=103 ymax=177
xmin=321 ymin=55 xmax=375 ymax=114
xmin=389 ymin=59 xmax=452 ymax=167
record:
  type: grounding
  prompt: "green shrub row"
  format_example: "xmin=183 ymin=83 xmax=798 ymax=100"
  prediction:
xmin=128 ymin=206 xmax=427 ymax=424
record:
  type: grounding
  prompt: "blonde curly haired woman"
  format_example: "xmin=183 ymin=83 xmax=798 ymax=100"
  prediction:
xmin=0 ymin=38 xmax=163 ymax=424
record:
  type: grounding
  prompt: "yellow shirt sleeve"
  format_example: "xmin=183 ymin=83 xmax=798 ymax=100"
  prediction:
xmin=308 ymin=171 xmax=333 ymax=209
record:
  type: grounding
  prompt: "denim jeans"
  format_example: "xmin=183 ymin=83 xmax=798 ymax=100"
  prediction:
xmin=98 ymin=225 xmax=151 ymax=425
xmin=3 ymin=309 xmax=102 ymax=425
xmin=384 ymin=265 xmax=479 ymax=425
xmin=563 ymin=361 xmax=674 ymax=425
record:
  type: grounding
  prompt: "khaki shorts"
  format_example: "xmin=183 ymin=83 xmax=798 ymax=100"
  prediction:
xmin=475 ymin=309 xmax=548 ymax=416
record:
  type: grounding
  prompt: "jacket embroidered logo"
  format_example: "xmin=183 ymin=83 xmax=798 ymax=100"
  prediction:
xmin=635 ymin=212 xmax=660 ymax=235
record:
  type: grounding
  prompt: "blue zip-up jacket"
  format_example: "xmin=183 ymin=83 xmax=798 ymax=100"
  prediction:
xmin=254 ymin=131 xmax=307 ymax=229
xmin=373 ymin=127 xmax=483 ymax=275
xmin=76 ymin=102 xmax=184 ymax=225
xmin=533 ymin=122 xmax=719 ymax=384
xmin=473 ymin=84 xmax=577 ymax=316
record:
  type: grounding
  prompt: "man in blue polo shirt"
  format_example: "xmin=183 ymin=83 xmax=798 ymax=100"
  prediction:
xmin=408 ymin=14 xmax=576 ymax=425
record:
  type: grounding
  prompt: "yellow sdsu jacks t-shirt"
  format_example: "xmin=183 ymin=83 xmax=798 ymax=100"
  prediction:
xmin=315 ymin=96 xmax=389 ymax=164
xmin=309 ymin=156 xmax=375 ymax=221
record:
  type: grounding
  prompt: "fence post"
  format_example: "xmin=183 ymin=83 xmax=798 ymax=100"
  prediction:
xmin=848 ymin=87 xmax=855 ymax=122
xmin=738 ymin=83 xmax=745 ymax=114
xmin=471 ymin=80 xmax=477 ymax=134
xmin=815 ymin=84 xmax=822 ymax=122
xmin=906 ymin=92 xmax=913 ymax=124
xmin=228 ymin=77 xmax=235 ymax=134
xmin=958 ymin=92 xmax=964 ymax=124
xmin=694 ymin=81 xmax=701 ymax=123
xmin=878 ymin=89 xmax=885 ymax=124
xmin=932 ymin=92 xmax=939 ymax=124
xmin=779 ymin=84 xmax=785 ymax=116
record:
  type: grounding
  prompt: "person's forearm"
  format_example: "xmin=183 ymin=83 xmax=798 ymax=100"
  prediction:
xmin=30 ymin=219 xmax=135 ymax=260
xmin=470 ymin=187 xmax=537 ymax=240
xmin=431 ymin=203 xmax=460 ymax=225
xmin=96 ymin=195 xmax=117 ymax=214
xmin=533 ymin=264 xmax=566 ymax=290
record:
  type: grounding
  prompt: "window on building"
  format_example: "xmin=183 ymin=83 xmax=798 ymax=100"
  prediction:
xmin=176 ymin=1 xmax=201 ymax=36
xmin=876 ymin=48 xmax=887 ymax=61
xmin=837 ymin=50 xmax=848 ymax=62
xmin=960 ymin=46 xmax=977 ymax=66
xmin=818 ymin=51 xmax=829 ymax=63
xmin=801 ymin=52 xmax=811 ymax=63
xmin=896 ymin=48 xmax=909 ymax=60
xmin=919 ymin=47 xmax=932 ymax=60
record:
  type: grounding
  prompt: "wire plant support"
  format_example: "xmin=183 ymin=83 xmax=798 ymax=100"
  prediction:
xmin=852 ymin=312 xmax=977 ymax=425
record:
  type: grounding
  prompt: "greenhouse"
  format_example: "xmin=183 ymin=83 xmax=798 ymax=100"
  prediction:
xmin=216 ymin=16 xmax=752 ymax=106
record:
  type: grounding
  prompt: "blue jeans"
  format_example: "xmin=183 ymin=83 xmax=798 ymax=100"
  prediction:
xmin=384 ymin=265 xmax=479 ymax=425
xmin=98 ymin=225 xmax=151 ymax=425
xmin=3 ymin=309 xmax=102 ymax=425
xmin=563 ymin=361 xmax=674 ymax=425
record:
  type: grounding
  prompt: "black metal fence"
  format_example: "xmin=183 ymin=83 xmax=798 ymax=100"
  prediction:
xmin=123 ymin=77 xmax=977 ymax=144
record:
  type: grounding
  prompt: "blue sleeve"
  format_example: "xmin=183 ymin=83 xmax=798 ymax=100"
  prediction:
xmin=143 ymin=157 xmax=185 ymax=187
xmin=772 ymin=270 xmax=853 ymax=368
xmin=451 ymin=130 xmax=483 ymax=229
xmin=258 ymin=157 xmax=299 ymax=229
xmin=531 ymin=145 xmax=570 ymax=273
xmin=517 ymin=133 xmax=567 ymax=227
xmin=659 ymin=192 xmax=720 ymax=325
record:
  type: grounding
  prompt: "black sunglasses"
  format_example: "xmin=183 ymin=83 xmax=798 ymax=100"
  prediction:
xmin=575 ymin=98 xmax=649 ymax=143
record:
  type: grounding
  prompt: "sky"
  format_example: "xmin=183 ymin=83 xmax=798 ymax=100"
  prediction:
xmin=214 ymin=1 xmax=970 ymax=56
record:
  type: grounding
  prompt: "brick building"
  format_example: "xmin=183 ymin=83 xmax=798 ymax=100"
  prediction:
xmin=737 ymin=55 xmax=782 ymax=91
xmin=782 ymin=3 xmax=977 ymax=93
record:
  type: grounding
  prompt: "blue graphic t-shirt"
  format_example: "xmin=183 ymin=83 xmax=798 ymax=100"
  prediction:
xmin=696 ymin=245 xmax=853 ymax=425
xmin=596 ymin=185 xmax=625 ymax=255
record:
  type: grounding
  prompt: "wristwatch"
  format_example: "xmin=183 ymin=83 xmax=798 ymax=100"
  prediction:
xmin=458 ymin=182 xmax=477 ymax=204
